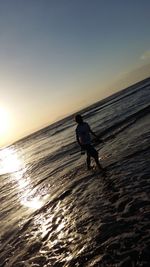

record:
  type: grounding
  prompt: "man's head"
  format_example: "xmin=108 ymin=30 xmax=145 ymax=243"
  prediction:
xmin=75 ymin=114 xmax=83 ymax=124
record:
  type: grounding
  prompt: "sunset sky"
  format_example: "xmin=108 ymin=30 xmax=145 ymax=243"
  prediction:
xmin=0 ymin=0 xmax=150 ymax=147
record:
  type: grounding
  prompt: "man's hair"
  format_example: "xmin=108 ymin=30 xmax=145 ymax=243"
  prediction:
xmin=75 ymin=114 xmax=83 ymax=123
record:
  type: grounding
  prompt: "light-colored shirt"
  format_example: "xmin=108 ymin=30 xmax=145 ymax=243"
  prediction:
xmin=76 ymin=122 xmax=91 ymax=145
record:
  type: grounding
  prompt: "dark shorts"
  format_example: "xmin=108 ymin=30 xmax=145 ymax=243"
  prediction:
xmin=82 ymin=144 xmax=98 ymax=158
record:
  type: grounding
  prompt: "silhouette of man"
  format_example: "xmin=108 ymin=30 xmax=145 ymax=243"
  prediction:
xmin=75 ymin=114 xmax=104 ymax=172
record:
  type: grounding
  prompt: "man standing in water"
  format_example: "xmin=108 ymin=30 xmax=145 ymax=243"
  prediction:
xmin=75 ymin=114 xmax=105 ymax=172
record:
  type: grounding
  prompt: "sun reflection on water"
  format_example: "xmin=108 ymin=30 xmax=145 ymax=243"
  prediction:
xmin=21 ymin=196 xmax=43 ymax=209
xmin=0 ymin=147 xmax=49 ymax=210
xmin=0 ymin=147 xmax=23 ymax=174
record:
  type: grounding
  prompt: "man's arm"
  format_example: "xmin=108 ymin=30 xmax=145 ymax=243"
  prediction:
xmin=89 ymin=127 xmax=98 ymax=138
xmin=88 ymin=125 xmax=103 ymax=143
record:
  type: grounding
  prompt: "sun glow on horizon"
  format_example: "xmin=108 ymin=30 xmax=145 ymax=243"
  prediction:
xmin=0 ymin=107 xmax=10 ymax=137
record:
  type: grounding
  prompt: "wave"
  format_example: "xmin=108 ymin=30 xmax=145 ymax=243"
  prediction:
xmin=83 ymin=78 xmax=150 ymax=119
xmin=99 ymin=104 xmax=150 ymax=140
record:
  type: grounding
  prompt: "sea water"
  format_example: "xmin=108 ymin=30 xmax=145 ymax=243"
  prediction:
xmin=0 ymin=78 xmax=150 ymax=266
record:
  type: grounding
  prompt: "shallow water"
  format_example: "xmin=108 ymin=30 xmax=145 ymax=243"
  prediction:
xmin=0 ymin=78 xmax=150 ymax=266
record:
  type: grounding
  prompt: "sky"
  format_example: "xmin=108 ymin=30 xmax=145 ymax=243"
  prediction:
xmin=0 ymin=0 xmax=150 ymax=147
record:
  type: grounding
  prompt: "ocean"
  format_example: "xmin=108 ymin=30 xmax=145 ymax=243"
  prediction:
xmin=0 ymin=78 xmax=150 ymax=267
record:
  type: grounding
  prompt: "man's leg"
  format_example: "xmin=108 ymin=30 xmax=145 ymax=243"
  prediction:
xmin=87 ymin=153 xmax=91 ymax=170
xmin=89 ymin=145 xmax=104 ymax=171
xmin=94 ymin=153 xmax=104 ymax=170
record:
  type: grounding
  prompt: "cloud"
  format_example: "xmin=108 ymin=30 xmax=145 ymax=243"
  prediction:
xmin=141 ymin=50 xmax=150 ymax=60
